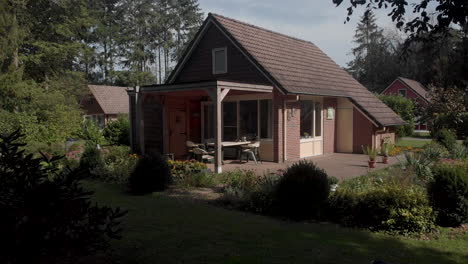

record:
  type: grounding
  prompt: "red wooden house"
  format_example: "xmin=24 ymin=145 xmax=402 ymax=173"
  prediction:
xmin=128 ymin=14 xmax=405 ymax=173
xmin=381 ymin=77 xmax=431 ymax=131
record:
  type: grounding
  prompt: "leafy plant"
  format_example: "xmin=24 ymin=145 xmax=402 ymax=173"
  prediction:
xmin=0 ymin=130 xmax=125 ymax=264
xmin=94 ymin=146 xmax=139 ymax=184
xmin=378 ymin=95 xmax=415 ymax=137
xmin=328 ymin=183 xmax=435 ymax=235
xmin=169 ymin=159 xmax=208 ymax=184
xmin=128 ymin=154 xmax=172 ymax=194
xmin=428 ymin=165 xmax=468 ymax=227
xmin=275 ymin=160 xmax=330 ymax=220
xmin=362 ymin=145 xmax=378 ymax=161
xmin=79 ymin=141 xmax=104 ymax=176
xmin=103 ymin=116 xmax=130 ymax=146
xmin=77 ymin=119 xmax=106 ymax=145
xmin=434 ymin=128 xmax=457 ymax=151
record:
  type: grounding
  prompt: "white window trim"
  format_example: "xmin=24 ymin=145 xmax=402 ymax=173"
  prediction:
xmin=398 ymin=89 xmax=407 ymax=97
xmin=212 ymin=47 xmax=227 ymax=75
xmin=201 ymin=98 xmax=273 ymax=141
xmin=299 ymin=99 xmax=323 ymax=142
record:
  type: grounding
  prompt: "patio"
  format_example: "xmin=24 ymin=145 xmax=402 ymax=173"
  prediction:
xmin=207 ymin=153 xmax=401 ymax=179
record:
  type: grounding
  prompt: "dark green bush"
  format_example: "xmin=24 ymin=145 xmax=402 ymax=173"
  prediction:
xmin=428 ymin=165 xmax=468 ymax=227
xmin=103 ymin=116 xmax=130 ymax=146
xmin=79 ymin=142 xmax=104 ymax=176
xmin=378 ymin=94 xmax=415 ymax=137
xmin=128 ymin=154 xmax=171 ymax=194
xmin=328 ymin=184 xmax=435 ymax=234
xmin=275 ymin=160 xmax=330 ymax=220
xmin=434 ymin=128 xmax=457 ymax=150
xmin=93 ymin=146 xmax=139 ymax=184
xmin=463 ymin=137 xmax=468 ymax=148
xmin=0 ymin=130 xmax=125 ymax=264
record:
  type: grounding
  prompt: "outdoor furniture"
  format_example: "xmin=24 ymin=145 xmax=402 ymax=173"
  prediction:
xmin=207 ymin=141 xmax=252 ymax=162
xmin=186 ymin=141 xmax=204 ymax=159
xmin=192 ymin=147 xmax=214 ymax=163
xmin=240 ymin=141 xmax=261 ymax=164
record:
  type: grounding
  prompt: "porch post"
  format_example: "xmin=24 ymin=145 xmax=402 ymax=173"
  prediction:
xmin=205 ymin=86 xmax=230 ymax=174
xmin=214 ymin=87 xmax=222 ymax=173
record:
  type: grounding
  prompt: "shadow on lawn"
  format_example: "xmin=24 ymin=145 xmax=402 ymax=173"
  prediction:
xmin=86 ymin=182 xmax=467 ymax=264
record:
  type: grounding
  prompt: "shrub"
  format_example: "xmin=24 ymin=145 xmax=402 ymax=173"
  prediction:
xmin=378 ymin=94 xmax=415 ymax=137
xmin=128 ymin=154 xmax=171 ymax=194
xmin=0 ymin=130 xmax=125 ymax=263
xmin=77 ymin=119 xmax=106 ymax=145
xmin=79 ymin=142 xmax=104 ymax=176
xmin=103 ymin=116 xmax=130 ymax=146
xmin=275 ymin=160 xmax=330 ymax=220
xmin=428 ymin=165 xmax=468 ymax=227
xmin=463 ymin=137 xmax=468 ymax=148
xmin=434 ymin=128 xmax=457 ymax=150
xmin=95 ymin=146 xmax=139 ymax=184
xmin=168 ymin=159 xmax=208 ymax=186
xmin=328 ymin=184 xmax=435 ymax=235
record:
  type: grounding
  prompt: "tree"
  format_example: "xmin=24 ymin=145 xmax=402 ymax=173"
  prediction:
xmin=347 ymin=10 xmax=398 ymax=92
xmin=333 ymin=0 xmax=468 ymax=39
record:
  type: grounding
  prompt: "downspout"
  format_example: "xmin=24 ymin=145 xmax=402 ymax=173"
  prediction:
xmin=283 ymin=96 xmax=299 ymax=162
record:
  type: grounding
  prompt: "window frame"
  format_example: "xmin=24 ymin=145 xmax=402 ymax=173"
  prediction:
xmin=299 ymin=99 xmax=323 ymax=142
xmin=201 ymin=97 xmax=273 ymax=142
xmin=212 ymin=47 xmax=228 ymax=75
xmin=398 ymin=89 xmax=407 ymax=97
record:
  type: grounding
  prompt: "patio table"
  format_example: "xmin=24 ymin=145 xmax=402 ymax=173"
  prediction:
xmin=207 ymin=141 xmax=251 ymax=162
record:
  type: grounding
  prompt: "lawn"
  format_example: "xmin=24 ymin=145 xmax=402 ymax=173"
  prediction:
xmin=87 ymin=181 xmax=468 ymax=264
xmin=396 ymin=138 xmax=429 ymax=148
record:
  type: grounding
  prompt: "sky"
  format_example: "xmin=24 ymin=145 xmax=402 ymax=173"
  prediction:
xmin=197 ymin=0 xmax=402 ymax=67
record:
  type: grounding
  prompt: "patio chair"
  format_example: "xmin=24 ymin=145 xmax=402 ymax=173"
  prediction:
xmin=192 ymin=147 xmax=214 ymax=163
xmin=186 ymin=141 xmax=203 ymax=159
xmin=240 ymin=141 xmax=261 ymax=164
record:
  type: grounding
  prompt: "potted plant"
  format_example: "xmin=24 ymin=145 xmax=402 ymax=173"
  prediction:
xmin=362 ymin=145 xmax=378 ymax=168
xmin=380 ymin=143 xmax=390 ymax=164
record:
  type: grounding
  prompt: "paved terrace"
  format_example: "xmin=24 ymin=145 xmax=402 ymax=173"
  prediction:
xmin=208 ymin=153 xmax=401 ymax=179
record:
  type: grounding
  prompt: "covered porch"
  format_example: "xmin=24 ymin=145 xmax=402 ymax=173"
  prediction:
xmin=134 ymin=80 xmax=275 ymax=173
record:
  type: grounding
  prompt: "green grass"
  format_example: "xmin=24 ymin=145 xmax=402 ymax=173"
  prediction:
xmin=87 ymin=181 xmax=468 ymax=264
xmin=396 ymin=139 xmax=429 ymax=148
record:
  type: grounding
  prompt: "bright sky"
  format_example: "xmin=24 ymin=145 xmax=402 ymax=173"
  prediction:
xmin=198 ymin=0 xmax=406 ymax=67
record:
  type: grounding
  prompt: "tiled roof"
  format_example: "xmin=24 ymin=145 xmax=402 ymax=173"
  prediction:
xmin=88 ymin=85 xmax=130 ymax=115
xmin=398 ymin=77 xmax=431 ymax=102
xmin=210 ymin=13 xmax=405 ymax=126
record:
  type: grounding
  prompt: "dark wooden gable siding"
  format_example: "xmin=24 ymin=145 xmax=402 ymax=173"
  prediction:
xmin=174 ymin=23 xmax=270 ymax=85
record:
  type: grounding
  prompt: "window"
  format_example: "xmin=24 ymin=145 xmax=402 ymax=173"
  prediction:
xmin=239 ymin=100 xmax=258 ymax=140
xmin=223 ymin=102 xmax=237 ymax=141
xmin=315 ymin=102 xmax=322 ymax=137
xmin=398 ymin=89 xmax=407 ymax=97
xmin=212 ymin=47 xmax=227 ymax=74
xmin=203 ymin=104 xmax=214 ymax=140
xmin=260 ymin=99 xmax=273 ymax=139
xmin=300 ymin=101 xmax=314 ymax=138
xmin=300 ymin=100 xmax=322 ymax=139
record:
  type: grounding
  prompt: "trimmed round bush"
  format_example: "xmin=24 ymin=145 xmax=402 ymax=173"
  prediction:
xmin=128 ymin=154 xmax=171 ymax=194
xmin=428 ymin=165 xmax=468 ymax=227
xmin=275 ymin=160 xmax=330 ymax=220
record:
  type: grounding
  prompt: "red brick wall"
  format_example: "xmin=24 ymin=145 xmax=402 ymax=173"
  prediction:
xmin=353 ymin=108 xmax=375 ymax=153
xmin=323 ymin=97 xmax=337 ymax=154
xmin=383 ymin=80 xmax=427 ymax=106
xmin=174 ymin=23 xmax=270 ymax=85
xmin=285 ymin=101 xmax=300 ymax=161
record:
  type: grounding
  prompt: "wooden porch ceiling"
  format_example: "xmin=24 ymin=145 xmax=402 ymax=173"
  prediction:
xmin=140 ymin=80 xmax=274 ymax=94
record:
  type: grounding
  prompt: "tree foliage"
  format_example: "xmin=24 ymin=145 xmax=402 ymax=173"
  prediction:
xmin=378 ymin=94 xmax=415 ymax=137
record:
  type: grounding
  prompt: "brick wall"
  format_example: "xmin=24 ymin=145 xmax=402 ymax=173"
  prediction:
xmin=285 ymin=101 xmax=301 ymax=161
xmin=323 ymin=97 xmax=337 ymax=154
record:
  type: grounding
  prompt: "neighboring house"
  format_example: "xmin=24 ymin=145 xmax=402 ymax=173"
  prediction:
xmin=381 ymin=77 xmax=431 ymax=131
xmin=128 ymin=13 xmax=405 ymax=173
xmin=80 ymin=85 xmax=130 ymax=127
